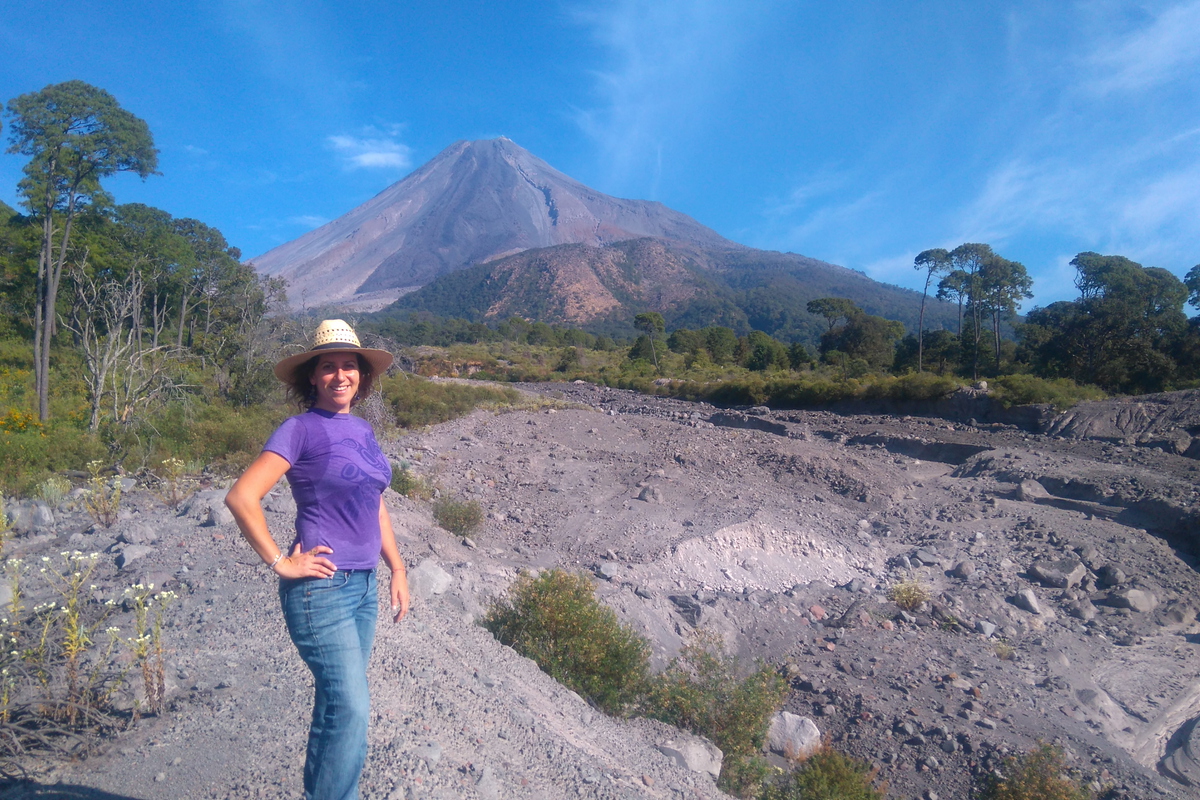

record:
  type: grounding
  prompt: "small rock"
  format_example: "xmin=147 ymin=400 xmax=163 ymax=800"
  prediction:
xmin=414 ymin=741 xmax=442 ymax=767
xmin=1029 ymin=558 xmax=1086 ymax=589
xmin=1012 ymin=589 xmax=1041 ymax=615
xmin=951 ymin=561 xmax=975 ymax=579
xmin=975 ymin=620 xmax=997 ymax=637
xmin=596 ymin=562 xmax=620 ymax=581
xmin=638 ymin=486 xmax=662 ymax=503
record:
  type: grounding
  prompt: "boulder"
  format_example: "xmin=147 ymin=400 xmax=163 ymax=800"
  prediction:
xmin=116 ymin=545 xmax=154 ymax=570
xmin=1017 ymin=480 xmax=1050 ymax=502
xmin=408 ymin=559 xmax=453 ymax=599
xmin=1029 ymin=558 xmax=1086 ymax=589
xmin=1096 ymin=565 xmax=1126 ymax=587
xmin=656 ymin=735 xmax=722 ymax=778
xmin=669 ymin=595 xmax=703 ymax=627
xmin=1109 ymin=588 xmax=1157 ymax=613
xmin=203 ymin=504 xmax=235 ymax=527
xmin=766 ymin=712 xmax=821 ymax=759
xmin=117 ymin=522 xmax=158 ymax=545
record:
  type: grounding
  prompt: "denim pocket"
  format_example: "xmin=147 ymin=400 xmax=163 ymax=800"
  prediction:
xmin=304 ymin=572 xmax=350 ymax=597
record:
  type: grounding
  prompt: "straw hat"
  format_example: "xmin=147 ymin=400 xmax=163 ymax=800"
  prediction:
xmin=273 ymin=319 xmax=394 ymax=385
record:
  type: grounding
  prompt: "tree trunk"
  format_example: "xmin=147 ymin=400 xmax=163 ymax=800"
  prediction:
xmin=917 ymin=282 xmax=928 ymax=373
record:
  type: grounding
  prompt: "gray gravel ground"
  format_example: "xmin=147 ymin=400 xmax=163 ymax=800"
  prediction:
xmin=3 ymin=384 xmax=1200 ymax=799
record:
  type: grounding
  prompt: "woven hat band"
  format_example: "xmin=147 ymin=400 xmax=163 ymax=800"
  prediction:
xmin=312 ymin=320 xmax=361 ymax=348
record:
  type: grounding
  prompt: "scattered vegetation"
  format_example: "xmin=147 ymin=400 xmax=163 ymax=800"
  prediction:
xmin=760 ymin=746 xmax=886 ymax=800
xmin=994 ymin=641 xmax=1017 ymax=661
xmin=483 ymin=570 xmax=650 ymax=715
xmin=886 ymin=578 xmax=932 ymax=612
xmin=431 ymin=496 xmax=484 ymax=538
xmin=0 ymin=552 xmax=176 ymax=766
xmin=976 ymin=743 xmax=1095 ymax=800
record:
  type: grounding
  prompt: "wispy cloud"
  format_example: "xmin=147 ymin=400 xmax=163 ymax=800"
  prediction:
xmin=1086 ymin=0 xmax=1200 ymax=94
xmin=571 ymin=0 xmax=775 ymax=195
xmin=287 ymin=214 xmax=329 ymax=229
xmin=327 ymin=127 xmax=413 ymax=170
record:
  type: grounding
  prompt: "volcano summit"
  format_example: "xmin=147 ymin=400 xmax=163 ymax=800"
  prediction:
xmin=250 ymin=138 xmax=738 ymax=310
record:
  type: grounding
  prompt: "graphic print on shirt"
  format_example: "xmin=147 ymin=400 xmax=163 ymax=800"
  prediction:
xmin=337 ymin=436 xmax=390 ymax=515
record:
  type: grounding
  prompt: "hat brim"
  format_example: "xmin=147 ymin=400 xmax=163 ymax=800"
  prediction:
xmin=273 ymin=346 xmax=395 ymax=389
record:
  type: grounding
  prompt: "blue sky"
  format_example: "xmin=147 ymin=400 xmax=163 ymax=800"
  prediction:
xmin=2 ymin=0 xmax=1198 ymax=309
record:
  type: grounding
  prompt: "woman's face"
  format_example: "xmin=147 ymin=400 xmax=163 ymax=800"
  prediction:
xmin=309 ymin=352 xmax=361 ymax=412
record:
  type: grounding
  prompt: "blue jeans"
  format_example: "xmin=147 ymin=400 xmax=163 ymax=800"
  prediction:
xmin=280 ymin=570 xmax=378 ymax=800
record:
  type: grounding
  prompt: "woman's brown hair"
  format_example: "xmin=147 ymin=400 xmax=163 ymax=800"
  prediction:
xmin=284 ymin=353 xmax=375 ymax=411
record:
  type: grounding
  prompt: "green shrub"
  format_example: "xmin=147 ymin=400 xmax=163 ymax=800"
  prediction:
xmin=645 ymin=631 xmax=788 ymax=797
xmin=868 ymin=371 xmax=961 ymax=402
xmin=431 ymin=496 xmax=483 ymax=537
xmin=378 ymin=373 xmax=520 ymax=429
xmin=977 ymin=743 xmax=1094 ymax=800
xmin=761 ymin=747 xmax=885 ymax=800
xmin=390 ymin=462 xmax=432 ymax=500
xmin=483 ymin=570 xmax=650 ymax=715
xmin=989 ymin=375 xmax=1105 ymax=411
xmin=886 ymin=578 xmax=932 ymax=611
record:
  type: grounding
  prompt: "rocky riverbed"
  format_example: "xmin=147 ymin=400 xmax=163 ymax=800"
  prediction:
xmin=3 ymin=385 xmax=1200 ymax=800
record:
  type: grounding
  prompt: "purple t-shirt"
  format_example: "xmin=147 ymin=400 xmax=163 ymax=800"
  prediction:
xmin=263 ymin=409 xmax=392 ymax=570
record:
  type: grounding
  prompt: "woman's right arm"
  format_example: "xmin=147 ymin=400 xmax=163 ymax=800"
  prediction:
xmin=225 ymin=451 xmax=336 ymax=578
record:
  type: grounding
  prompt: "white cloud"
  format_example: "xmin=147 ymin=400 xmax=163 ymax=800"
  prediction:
xmin=287 ymin=215 xmax=329 ymax=229
xmin=327 ymin=130 xmax=413 ymax=170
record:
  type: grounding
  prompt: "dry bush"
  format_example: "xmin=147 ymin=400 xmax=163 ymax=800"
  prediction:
xmin=886 ymin=578 xmax=932 ymax=612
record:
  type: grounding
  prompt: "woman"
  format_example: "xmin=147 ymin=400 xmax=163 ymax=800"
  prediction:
xmin=226 ymin=319 xmax=409 ymax=800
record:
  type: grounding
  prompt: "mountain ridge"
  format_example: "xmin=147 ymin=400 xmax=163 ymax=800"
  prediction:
xmin=384 ymin=237 xmax=957 ymax=344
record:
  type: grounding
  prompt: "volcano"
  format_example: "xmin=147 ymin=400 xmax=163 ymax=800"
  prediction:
xmin=250 ymin=138 xmax=738 ymax=310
